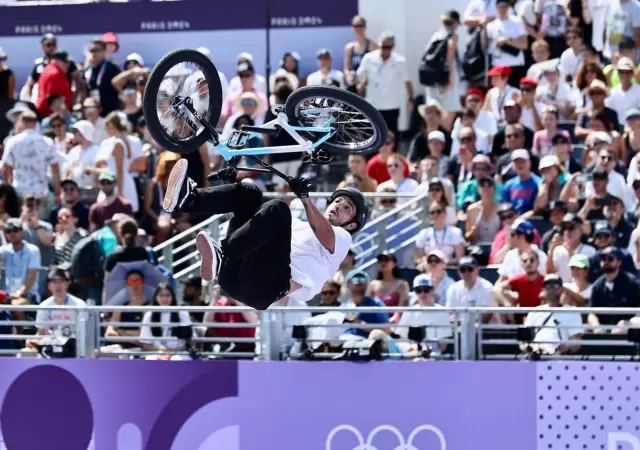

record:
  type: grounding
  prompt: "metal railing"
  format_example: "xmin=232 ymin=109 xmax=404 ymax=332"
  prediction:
xmin=1 ymin=304 xmax=639 ymax=361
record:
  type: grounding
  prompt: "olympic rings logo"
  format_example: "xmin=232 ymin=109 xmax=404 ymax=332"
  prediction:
xmin=325 ymin=424 xmax=447 ymax=450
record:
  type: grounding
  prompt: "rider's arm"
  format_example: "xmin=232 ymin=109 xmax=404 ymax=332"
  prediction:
xmin=301 ymin=197 xmax=336 ymax=254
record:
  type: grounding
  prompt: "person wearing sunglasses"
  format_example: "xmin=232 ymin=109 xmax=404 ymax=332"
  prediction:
xmin=408 ymin=101 xmax=453 ymax=163
xmin=572 ymin=62 xmax=606 ymax=113
xmin=518 ymin=77 xmax=544 ymax=132
xmin=496 ymin=219 xmax=548 ymax=283
xmin=559 ymin=28 xmax=585 ymax=81
xmin=426 ymin=178 xmax=456 ymax=226
xmin=492 ymin=100 xmax=534 ymax=157
xmin=343 ymin=15 xmax=378 ymax=93
xmin=420 ymin=249 xmax=455 ymax=305
xmin=547 ymin=213 xmax=596 ymax=282
xmin=415 ymin=201 xmax=466 ymax=264
xmin=575 ymin=79 xmax=620 ymax=143
xmin=536 ymin=64 xmax=575 ymax=121
xmin=366 ymin=131 xmax=410 ymax=185
xmin=533 ymin=154 xmax=576 ymax=215
xmin=341 ymin=269 xmax=389 ymax=339
xmin=587 ymin=246 xmax=640 ymax=334
xmin=603 ymin=37 xmax=638 ymax=89
xmin=445 ymin=256 xmax=494 ymax=323
xmin=607 ymin=58 xmax=640 ymax=129
xmin=583 ymin=149 xmax=632 ymax=212
xmin=315 ymin=280 xmax=342 ymax=312
xmin=587 ymin=221 xmax=637 ymax=282
xmin=502 ymin=149 xmax=542 ymax=215
xmin=562 ymin=254 xmax=592 ymax=306
xmin=368 ymin=251 xmax=409 ymax=323
xmin=490 ymin=203 xmax=542 ymax=264
xmin=447 ymin=126 xmax=479 ymax=192
xmin=465 ymin=176 xmax=502 ymax=244
xmin=46 ymin=112 xmax=74 ymax=155
xmin=457 ymin=154 xmax=504 ymax=211
xmin=337 ymin=155 xmax=378 ymax=192
xmin=394 ymin=274 xmax=451 ymax=354
xmin=449 ymin=109 xmax=490 ymax=158
xmin=376 ymin=154 xmax=418 ymax=205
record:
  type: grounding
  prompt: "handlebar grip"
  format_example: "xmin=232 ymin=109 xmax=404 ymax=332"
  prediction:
xmin=206 ymin=172 xmax=220 ymax=182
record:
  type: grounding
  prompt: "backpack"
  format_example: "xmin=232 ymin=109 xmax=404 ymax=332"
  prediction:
xmin=462 ymin=27 xmax=486 ymax=83
xmin=70 ymin=234 xmax=105 ymax=286
xmin=145 ymin=247 xmax=176 ymax=290
xmin=418 ymin=29 xmax=450 ymax=87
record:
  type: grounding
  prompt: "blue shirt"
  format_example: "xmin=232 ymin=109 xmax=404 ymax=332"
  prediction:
xmin=342 ymin=296 xmax=389 ymax=338
xmin=502 ymin=174 xmax=542 ymax=215
xmin=0 ymin=242 xmax=41 ymax=298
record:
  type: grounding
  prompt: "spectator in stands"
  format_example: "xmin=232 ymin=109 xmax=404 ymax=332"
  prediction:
xmin=552 ymin=133 xmax=583 ymax=174
xmin=332 ymin=250 xmax=356 ymax=304
xmin=143 ymin=151 xmax=180 ymax=243
xmin=420 ymin=249 xmax=455 ymax=305
xmin=343 ymin=15 xmax=378 ymax=93
xmin=502 ymin=149 xmax=542 ymax=215
xmin=446 ymin=256 xmax=494 ymax=322
xmin=50 ymin=179 xmax=90 ymax=231
xmin=585 ymin=148 xmax=633 ymax=209
xmin=560 ymin=28 xmax=586 ymax=80
xmin=337 ymin=155 xmax=378 ymax=192
xmin=572 ymin=62 xmax=606 ymax=113
xmin=578 ymin=170 xmax=613 ymax=221
xmin=493 ymin=248 xmax=544 ymax=323
xmin=180 ymin=277 xmax=206 ymax=323
xmin=518 ymin=77 xmax=543 ymax=132
xmin=495 ymin=124 xmax=536 ymax=184
xmin=112 ymin=53 xmax=148 ymax=91
xmin=1 ymin=111 xmax=61 ymax=214
xmin=603 ymin=37 xmax=637 ymax=88
xmin=547 ymin=213 xmax=596 ymax=282
xmin=526 ymin=39 xmax=553 ymax=84
xmin=417 ymin=155 xmax=455 ymax=200
xmin=139 ymin=283 xmax=194 ymax=359
xmin=84 ymin=38 xmax=122 ymax=116
xmin=104 ymin=217 xmax=150 ymax=274
xmin=457 ymin=154 xmax=504 ymax=211
xmin=603 ymin=0 xmax=640 ymax=61
xmin=533 ymin=155 xmax=576 ymax=214
xmin=563 ymin=254 xmax=592 ymax=306
xmin=491 ymin=203 xmax=542 ymax=263
xmin=604 ymin=195 xmax=634 ymax=247
xmin=52 ymin=208 xmax=87 ymax=266
xmin=540 ymin=200 xmax=569 ymax=251
xmin=497 ymin=219 xmax=548 ymax=281
xmin=306 ymin=49 xmax=344 ymax=88
xmin=341 ymin=269 xmax=389 ymax=339
xmin=588 ymin=222 xmax=637 ymax=282
xmin=368 ymin=252 xmax=410 ymax=323
xmin=0 ymin=48 xmax=15 ymax=100
xmin=315 ymin=280 xmax=342 ymax=312
xmin=82 ymin=98 xmax=107 ymax=145
xmin=366 ymin=131 xmax=409 ymax=184
xmin=26 ymin=267 xmax=85 ymax=350
xmin=119 ymin=86 xmax=143 ymax=129
xmin=409 ymin=101 xmax=452 ymax=161
xmin=607 ymin=58 xmax=640 ymax=127
xmin=588 ymin=246 xmax=640 ymax=331
xmin=492 ymin=101 xmax=533 ymax=157
xmin=415 ymin=201 xmax=466 ymax=264
xmin=463 ymin=0 xmax=496 ymax=28
xmin=448 ymin=127 xmax=479 ymax=192
xmin=575 ymin=80 xmax=620 ymax=142
xmin=203 ymin=295 xmax=258 ymax=354
xmin=19 ymin=196 xmax=53 ymax=296
xmin=453 ymin=88 xmax=498 ymax=143
xmin=227 ymin=53 xmax=267 ymax=95
xmin=0 ymin=217 xmax=41 ymax=306
xmin=451 ymin=109 xmax=490 ymax=157
xmin=64 ymin=121 xmax=99 ymax=190
xmin=47 ymin=112 xmax=74 ymax=154
xmin=0 ymin=184 xmax=21 ymax=221
xmin=36 ymin=50 xmax=72 ymax=118
xmin=376 ymin=153 xmax=418 ymax=204
xmin=221 ymin=64 xmax=268 ymax=124
xmin=532 ymin=106 xmax=571 ymax=157
xmin=623 ymin=109 xmax=640 ymax=166
xmin=427 ymin=178 xmax=457 ymax=225
xmin=357 ymin=31 xmax=413 ymax=140
xmin=465 ymin=177 xmax=501 ymax=244
xmin=521 ymin=273 xmax=583 ymax=355
xmin=409 ymin=130 xmax=450 ymax=177
xmin=486 ymin=0 xmax=528 ymax=87
xmin=88 ymin=172 xmax=133 ymax=231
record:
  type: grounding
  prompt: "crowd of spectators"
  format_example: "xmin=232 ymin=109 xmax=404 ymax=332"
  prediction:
xmin=1 ymin=0 xmax=640 ymax=359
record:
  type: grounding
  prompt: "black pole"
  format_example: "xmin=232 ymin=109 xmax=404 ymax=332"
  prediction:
xmin=265 ymin=0 xmax=272 ymax=101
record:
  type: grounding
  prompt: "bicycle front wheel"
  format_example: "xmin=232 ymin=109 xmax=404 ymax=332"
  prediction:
xmin=284 ymin=85 xmax=387 ymax=155
xmin=143 ymin=48 xmax=223 ymax=155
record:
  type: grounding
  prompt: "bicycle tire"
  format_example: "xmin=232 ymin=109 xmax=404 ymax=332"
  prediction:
xmin=143 ymin=48 xmax=223 ymax=155
xmin=284 ymin=85 xmax=387 ymax=156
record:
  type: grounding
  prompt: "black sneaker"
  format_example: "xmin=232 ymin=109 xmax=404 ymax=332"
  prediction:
xmin=195 ymin=231 xmax=223 ymax=282
xmin=163 ymin=159 xmax=196 ymax=213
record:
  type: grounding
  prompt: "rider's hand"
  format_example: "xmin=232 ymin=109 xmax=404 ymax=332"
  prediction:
xmin=288 ymin=176 xmax=313 ymax=199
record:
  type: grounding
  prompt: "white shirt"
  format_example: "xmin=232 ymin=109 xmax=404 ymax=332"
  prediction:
xmin=514 ymin=0 xmax=537 ymax=26
xmin=464 ymin=0 xmax=497 ymax=19
xmin=486 ymin=15 xmax=526 ymax=67
xmin=416 ymin=225 xmax=466 ymax=260
xmin=139 ymin=310 xmax=194 ymax=349
xmin=499 ymin=245 xmax=548 ymax=278
xmin=35 ymin=295 xmax=86 ymax=337
xmin=91 ymin=117 xmax=108 ymax=146
xmin=520 ymin=102 xmax=545 ymax=131
xmin=357 ymin=50 xmax=409 ymax=111
xmin=604 ymin=0 xmax=640 ymax=58
xmin=306 ymin=69 xmax=345 ymax=89
xmin=536 ymin=82 xmax=574 ymax=120
xmin=289 ymin=218 xmax=352 ymax=299
xmin=588 ymin=0 xmax=609 ymax=51
xmin=564 ymin=282 xmax=593 ymax=300
xmin=585 ymin=170 xmax=635 ymax=210
xmin=627 ymin=227 xmax=640 ymax=268
xmin=1 ymin=129 xmax=59 ymax=198
xmin=551 ymin=244 xmax=597 ymax=282
xmin=394 ymin=303 xmax=452 ymax=345
xmin=451 ymin=125 xmax=490 ymax=157
xmin=65 ymin=143 xmax=100 ymax=188
xmin=227 ymin=73 xmax=267 ymax=96
xmin=527 ymin=58 xmax=561 ymax=86
xmin=606 ymin=83 xmax=640 ymax=126
xmin=523 ymin=305 xmax=584 ymax=353
xmin=376 ymin=178 xmax=419 ymax=205
xmin=445 ymin=277 xmax=495 ymax=308
xmin=95 ymin=135 xmax=144 ymax=212
xmin=559 ymin=48 xmax=583 ymax=79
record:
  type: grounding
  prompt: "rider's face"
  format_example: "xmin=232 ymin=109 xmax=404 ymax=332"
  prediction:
xmin=326 ymin=196 xmax=357 ymax=229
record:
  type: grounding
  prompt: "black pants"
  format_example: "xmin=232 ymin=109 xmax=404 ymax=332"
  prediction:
xmin=379 ymin=108 xmax=400 ymax=144
xmin=189 ymin=182 xmax=292 ymax=310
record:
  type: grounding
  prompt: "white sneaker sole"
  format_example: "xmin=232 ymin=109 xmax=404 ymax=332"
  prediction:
xmin=196 ymin=232 xmax=219 ymax=282
xmin=163 ymin=159 xmax=189 ymax=213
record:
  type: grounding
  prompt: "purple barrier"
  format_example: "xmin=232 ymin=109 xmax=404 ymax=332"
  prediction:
xmin=0 ymin=360 xmax=637 ymax=449
xmin=0 ymin=0 xmax=357 ymax=36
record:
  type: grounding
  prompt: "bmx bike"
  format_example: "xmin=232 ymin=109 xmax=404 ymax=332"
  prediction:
xmin=142 ymin=48 xmax=388 ymax=182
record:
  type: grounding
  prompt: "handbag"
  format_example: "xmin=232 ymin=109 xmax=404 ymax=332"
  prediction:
xmin=499 ymin=43 xmax=521 ymax=57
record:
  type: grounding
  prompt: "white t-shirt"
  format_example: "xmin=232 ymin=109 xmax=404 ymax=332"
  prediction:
xmin=1 ymin=129 xmax=59 ymax=198
xmin=551 ymin=244 xmax=597 ymax=282
xmin=415 ymin=225 xmax=466 ymax=260
xmin=564 ymin=282 xmax=593 ymax=301
xmin=227 ymin=73 xmax=268 ymax=96
xmin=139 ymin=310 xmax=194 ymax=350
xmin=498 ymin=245 xmax=548 ymax=278
xmin=520 ymin=102 xmax=545 ymax=131
xmin=536 ymin=82 xmax=574 ymax=120
xmin=65 ymin=144 xmax=100 ymax=188
xmin=35 ymin=295 xmax=86 ymax=337
xmin=627 ymin=227 xmax=640 ymax=269
xmin=523 ymin=305 xmax=584 ymax=353
xmin=357 ymin=50 xmax=409 ymax=111
xmin=604 ymin=0 xmax=640 ymax=58
xmin=486 ymin=15 xmax=526 ymax=67
xmin=376 ymin=177 xmax=419 ymax=204
xmin=95 ymin=135 xmax=144 ymax=212
xmin=445 ymin=277 xmax=495 ymax=308
xmin=306 ymin=69 xmax=345 ymax=89
xmin=588 ymin=0 xmax=609 ymax=51
xmin=514 ymin=0 xmax=537 ymax=26
xmin=289 ymin=218 xmax=352 ymax=299
xmin=535 ymin=0 xmax=569 ymax=38
xmin=606 ymin=84 xmax=640 ymax=126
xmin=559 ymin=48 xmax=583 ymax=79
xmin=453 ymin=111 xmax=498 ymax=139
xmin=394 ymin=304 xmax=452 ymax=344
xmin=464 ymin=0 xmax=497 ymax=19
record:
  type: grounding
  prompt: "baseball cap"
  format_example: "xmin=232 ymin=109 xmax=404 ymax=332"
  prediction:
xmin=617 ymin=57 xmax=635 ymax=71
xmin=562 ymin=212 xmax=583 ymax=226
xmin=412 ymin=274 xmax=434 ymax=290
xmin=40 ymin=33 xmax=56 ymax=44
xmin=549 ymin=200 xmax=568 ymax=212
xmin=626 ymin=108 xmax=640 ymax=121
xmin=552 ymin=133 xmax=570 ymax=144
xmin=71 ymin=120 xmax=95 ymax=142
xmin=346 ymin=269 xmax=370 ymax=284
xmin=588 ymin=79 xmax=607 ymax=92
xmin=182 ymin=276 xmax=203 ymax=288
xmin=593 ymin=221 xmax=613 ymax=236
xmin=427 ymin=248 xmax=448 ymax=263
xmin=569 ymin=254 xmax=590 ymax=269
xmin=61 ymin=178 xmax=79 ymax=188
xmin=48 ymin=266 xmax=70 ymax=282
xmin=428 ymin=130 xmax=446 ymax=143
xmin=126 ymin=52 xmax=144 ymax=66
xmin=503 ymin=100 xmax=521 ymax=111
xmin=487 ymin=65 xmax=511 ymax=77
xmin=519 ymin=77 xmax=538 ymax=88
xmin=458 ymin=256 xmax=479 ymax=268
xmin=511 ymin=219 xmax=534 ymax=236
xmin=539 ymin=154 xmax=561 ymax=171
xmin=590 ymin=131 xmax=612 ymax=145
xmin=601 ymin=246 xmax=623 ymax=260
xmin=511 ymin=149 xmax=530 ymax=161
xmin=98 ymin=171 xmax=116 ymax=183
xmin=4 ymin=218 xmax=21 ymax=232
xmin=472 ymin=154 xmax=493 ymax=167
xmin=543 ymin=273 xmax=563 ymax=288
xmin=316 ymin=48 xmax=332 ymax=58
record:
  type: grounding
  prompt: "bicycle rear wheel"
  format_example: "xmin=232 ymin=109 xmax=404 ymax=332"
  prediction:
xmin=284 ymin=85 xmax=387 ymax=156
xmin=143 ymin=48 xmax=223 ymax=155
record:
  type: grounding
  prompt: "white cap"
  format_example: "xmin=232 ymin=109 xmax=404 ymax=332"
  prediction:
xmin=427 ymin=130 xmax=446 ymax=143
xmin=5 ymin=102 xmax=31 ymax=123
xmin=511 ymin=149 xmax=530 ymax=161
xmin=197 ymin=47 xmax=211 ymax=59
xmin=70 ymin=120 xmax=95 ymax=142
xmin=590 ymin=131 xmax=612 ymax=145
xmin=126 ymin=53 xmax=144 ymax=66
xmin=237 ymin=52 xmax=254 ymax=63
xmin=539 ymin=154 xmax=560 ymax=170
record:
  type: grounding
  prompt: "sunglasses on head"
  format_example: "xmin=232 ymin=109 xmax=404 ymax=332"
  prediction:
xmin=414 ymin=286 xmax=432 ymax=294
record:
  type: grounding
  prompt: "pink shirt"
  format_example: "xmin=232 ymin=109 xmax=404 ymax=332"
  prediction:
xmin=221 ymin=89 xmax=269 ymax=119
xmin=532 ymin=129 xmax=571 ymax=157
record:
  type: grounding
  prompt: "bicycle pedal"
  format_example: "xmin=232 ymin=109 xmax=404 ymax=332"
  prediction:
xmin=227 ymin=130 xmax=251 ymax=149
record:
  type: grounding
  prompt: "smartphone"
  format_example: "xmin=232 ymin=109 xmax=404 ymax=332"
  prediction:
xmin=576 ymin=173 xmax=593 ymax=185
xmin=26 ymin=198 xmax=35 ymax=211
xmin=595 ymin=197 xmax=610 ymax=207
